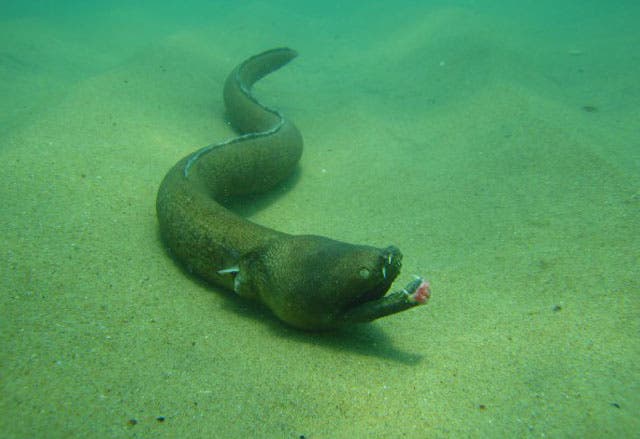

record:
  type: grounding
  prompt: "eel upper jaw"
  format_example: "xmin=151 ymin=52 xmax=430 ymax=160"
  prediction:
xmin=346 ymin=246 xmax=402 ymax=307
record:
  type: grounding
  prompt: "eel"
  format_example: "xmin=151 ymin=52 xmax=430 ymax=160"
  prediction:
xmin=156 ymin=48 xmax=431 ymax=330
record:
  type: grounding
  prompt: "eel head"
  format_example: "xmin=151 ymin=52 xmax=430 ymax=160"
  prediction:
xmin=233 ymin=234 xmax=404 ymax=330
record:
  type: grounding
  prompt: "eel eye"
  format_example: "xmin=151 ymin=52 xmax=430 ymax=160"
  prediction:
xmin=359 ymin=267 xmax=371 ymax=279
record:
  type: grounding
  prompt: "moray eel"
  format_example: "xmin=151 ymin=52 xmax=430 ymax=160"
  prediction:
xmin=156 ymin=48 xmax=430 ymax=330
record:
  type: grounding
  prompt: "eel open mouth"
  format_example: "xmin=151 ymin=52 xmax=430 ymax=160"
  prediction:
xmin=347 ymin=246 xmax=403 ymax=307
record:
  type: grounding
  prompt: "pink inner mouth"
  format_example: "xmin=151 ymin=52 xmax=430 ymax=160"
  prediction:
xmin=412 ymin=280 xmax=431 ymax=304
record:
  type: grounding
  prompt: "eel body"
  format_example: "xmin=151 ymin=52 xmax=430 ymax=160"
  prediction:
xmin=156 ymin=48 xmax=430 ymax=330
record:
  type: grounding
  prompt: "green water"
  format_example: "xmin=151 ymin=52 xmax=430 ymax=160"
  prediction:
xmin=1 ymin=1 xmax=638 ymax=437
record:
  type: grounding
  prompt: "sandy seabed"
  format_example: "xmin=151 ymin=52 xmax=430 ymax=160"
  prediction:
xmin=1 ymin=2 xmax=638 ymax=438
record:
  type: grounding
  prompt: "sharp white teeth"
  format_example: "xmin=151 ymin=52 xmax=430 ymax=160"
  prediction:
xmin=382 ymin=265 xmax=387 ymax=279
xmin=412 ymin=274 xmax=423 ymax=280
xmin=387 ymin=253 xmax=393 ymax=264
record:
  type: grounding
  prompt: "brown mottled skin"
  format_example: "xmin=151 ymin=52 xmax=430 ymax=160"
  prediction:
xmin=156 ymin=48 xmax=429 ymax=330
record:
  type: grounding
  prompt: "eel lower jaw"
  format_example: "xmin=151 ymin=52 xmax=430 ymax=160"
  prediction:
xmin=348 ymin=279 xmax=394 ymax=309
xmin=338 ymin=275 xmax=431 ymax=326
xmin=355 ymin=276 xmax=430 ymax=308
